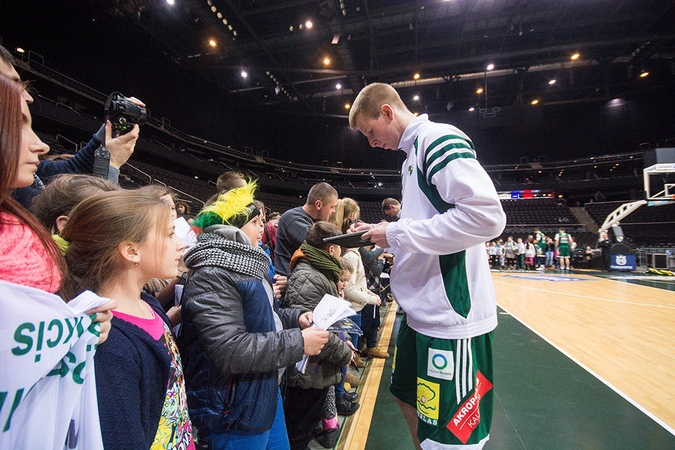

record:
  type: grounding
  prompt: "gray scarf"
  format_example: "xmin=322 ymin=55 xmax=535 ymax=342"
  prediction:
xmin=184 ymin=226 xmax=270 ymax=280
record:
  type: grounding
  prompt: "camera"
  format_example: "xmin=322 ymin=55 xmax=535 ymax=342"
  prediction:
xmin=104 ymin=92 xmax=147 ymax=137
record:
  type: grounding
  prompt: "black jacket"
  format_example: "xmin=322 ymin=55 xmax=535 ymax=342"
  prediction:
xmin=180 ymin=226 xmax=305 ymax=437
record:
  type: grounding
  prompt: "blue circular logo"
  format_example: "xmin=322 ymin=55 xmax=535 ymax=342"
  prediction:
xmin=432 ymin=353 xmax=448 ymax=370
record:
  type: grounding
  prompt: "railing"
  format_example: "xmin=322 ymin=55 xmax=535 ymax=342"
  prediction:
xmin=55 ymin=134 xmax=80 ymax=152
xmin=125 ymin=164 xmax=153 ymax=186
xmin=167 ymin=185 xmax=205 ymax=208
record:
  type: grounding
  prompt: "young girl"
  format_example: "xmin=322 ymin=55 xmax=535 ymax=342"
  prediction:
xmin=0 ymin=73 xmax=115 ymax=448
xmin=524 ymin=237 xmax=536 ymax=270
xmin=30 ymin=173 xmax=118 ymax=237
xmin=179 ymin=181 xmax=329 ymax=450
xmin=59 ymin=188 xmax=194 ymax=450
xmin=283 ymin=221 xmax=355 ymax=449
xmin=332 ymin=198 xmax=385 ymax=360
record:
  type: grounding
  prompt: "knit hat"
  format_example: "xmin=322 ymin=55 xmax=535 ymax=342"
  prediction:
xmin=192 ymin=181 xmax=260 ymax=232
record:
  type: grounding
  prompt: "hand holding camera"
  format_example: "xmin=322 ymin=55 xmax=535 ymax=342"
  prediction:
xmin=105 ymin=92 xmax=147 ymax=137
xmin=94 ymin=93 xmax=146 ymax=178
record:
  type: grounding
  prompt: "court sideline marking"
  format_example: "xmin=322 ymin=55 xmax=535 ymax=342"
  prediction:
xmin=339 ymin=301 xmax=398 ymax=450
xmin=497 ymin=303 xmax=675 ymax=437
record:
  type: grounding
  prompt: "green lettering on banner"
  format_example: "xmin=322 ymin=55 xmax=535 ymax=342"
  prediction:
xmin=1 ymin=388 xmax=24 ymax=432
xmin=87 ymin=315 xmax=100 ymax=338
xmin=47 ymin=319 xmax=64 ymax=348
xmin=11 ymin=323 xmax=34 ymax=355
xmin=64 ymin=317 xmax=78 ymax=343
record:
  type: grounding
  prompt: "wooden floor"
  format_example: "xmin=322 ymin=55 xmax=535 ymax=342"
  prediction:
xmin=320 ymin=269 xmax=675 ymax=449
xmin=492 ymin=270 xmax=675 ymax=433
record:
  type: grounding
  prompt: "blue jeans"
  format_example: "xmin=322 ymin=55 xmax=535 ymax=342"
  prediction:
xmin=546 ymin=251 xmax=555 ymax=266
xmin=210 ymin=388 xmax=290 ymax=450
xmin=348 ymin=313 xmax=361 ymax=350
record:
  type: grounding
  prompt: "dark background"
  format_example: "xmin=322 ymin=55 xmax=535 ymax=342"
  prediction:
xmin=2 ymin=0 xmax=674 ymax=170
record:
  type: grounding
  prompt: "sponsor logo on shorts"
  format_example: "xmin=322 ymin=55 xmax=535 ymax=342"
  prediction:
xmin=416 ymin=377 xmax=440 ymax=425
xmin=446 ymin=371 xmax=493 ymax=444
xmin=427 ymin=348 xmax=454 ymax=380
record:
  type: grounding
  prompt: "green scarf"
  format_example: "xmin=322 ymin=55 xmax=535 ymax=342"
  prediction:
xmin=299 ymin=242 xmax=343 ymax=284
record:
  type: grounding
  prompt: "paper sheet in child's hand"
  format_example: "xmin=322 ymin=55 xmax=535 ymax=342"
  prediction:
xmin=296 ymin=294 xmax=357 ymax=373
xmin=312 ymin=294 xmax=356 ymax=328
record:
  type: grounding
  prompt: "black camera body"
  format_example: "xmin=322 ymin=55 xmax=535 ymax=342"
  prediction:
xmin=104 ymin=92 xmax=147 ymax=137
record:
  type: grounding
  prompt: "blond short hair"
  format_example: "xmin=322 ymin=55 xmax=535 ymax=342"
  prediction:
xmin=349 ymin=83 xmax=408 ymax=129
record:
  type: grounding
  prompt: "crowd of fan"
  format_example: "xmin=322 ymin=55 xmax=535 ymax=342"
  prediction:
xmin=1 ymin=44 xmax=400 ymax=449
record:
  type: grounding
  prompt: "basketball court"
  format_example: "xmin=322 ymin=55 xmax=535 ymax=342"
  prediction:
xmin=328 ymin=270 xmax=675 ymax=449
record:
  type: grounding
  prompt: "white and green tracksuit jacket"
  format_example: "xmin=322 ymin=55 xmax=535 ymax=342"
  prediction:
xmin=385 ymin=114 xmax=506 ymax=340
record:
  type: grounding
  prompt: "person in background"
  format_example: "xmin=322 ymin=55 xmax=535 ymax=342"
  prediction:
xmin=524 ymin=237 xmax=536 ymax=270
xmin=555 ymin=227 xmax=572 ymax=272
xmin=382 ymin=197 xmax=401 ymax=219
xmin=598 ymin=231 xmax=612 ymax=271
xmin=176 ymin=200 xmax=192 ymax=222
xmin=358 ymin=243 xmax=389 ymax=357
xmin=59 ymin=187 xmax=194 ymax=450
xmin=350 ymin=82 xmax=505 ymax=449
xmin=545 ymin=236 xmax=556 ymax=269
xmin=0 ymin=45 xmax=142 ymax=208
xmin=30 ymin=173 xmax=118 ymax=237
xmin=216 ymin=170 xmax=247 ymax=193
xmin=263 ymin=211 xmax=281 ymax=264
xmin=282 ymin=221 xmax=355 ymax=450
xmin=516 ymin=237 xmax=526 ymax=270
xmin=503 ymin=236 xmax=517 ymax=270
xmin=332 ymin=197 xmax=384 ymax=364
xmin=142 ymin=187 xmax=185 ymax=327
xmin=275 ymin=182 xmax=338 ymax=277
xmin=179 ymin=181 xmax=329 ymax=450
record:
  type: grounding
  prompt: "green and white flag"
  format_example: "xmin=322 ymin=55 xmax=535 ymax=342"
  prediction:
xmin=0 ymin=281 xmax=106 ymax=450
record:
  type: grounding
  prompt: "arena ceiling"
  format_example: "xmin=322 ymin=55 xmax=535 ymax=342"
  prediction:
xmin=4 ymin=0 xmax=672 ymax=119
xmin=99 ymin=0 xmax=675 ymax=115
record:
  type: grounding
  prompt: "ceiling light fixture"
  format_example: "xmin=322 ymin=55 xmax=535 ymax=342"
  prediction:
xmin=486 ymin=63 xmax=494 ymax=71
xmin=531 ymin=99 xmax=540 ymax=105
xmin=469 ymin=106 xmax=475 ymax=112
xmin=209 ymin=39 xmax=217 ymax=47
xmin=413 ymin=95 xmax=419 ymax=101
xmin=305 ymin=20 xmax=313 ymax=29
xmin=413 ymin=73 xmax=420 ymax=80
xmin=241 ymin=70 xmax=248 ymax=78
xmin=166 ymin=0 xmax=175 ymax=5
xmin=323 ymin=57 xmax=330 ymax=65
xmin=639 ymin=71 xmax=649 ymax=78
xmin=345 ymin=103 xmax=350 ymax=110
xmin=548 ymin=79 xmax=556 ymax=85
xmin=336 ymin=83 xmax=342 ymax=90
xmin=571 ymin=53 xmax=580 ymax=60
xmin=476 ymin=88 xmax=484 ymax=94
